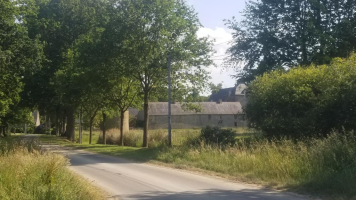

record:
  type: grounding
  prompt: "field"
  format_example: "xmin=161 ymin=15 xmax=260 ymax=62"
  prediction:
xmin=40 ymin=128 xmax=356 ymax=199
xmin=0 ymin=135 xmax=107 ymax=200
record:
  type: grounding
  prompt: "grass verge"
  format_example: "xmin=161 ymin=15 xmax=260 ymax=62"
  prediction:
xmin=0 ymin=138 xmax=106 ymax=200
xmin=40 ymin=130 xmax=356 ymax=200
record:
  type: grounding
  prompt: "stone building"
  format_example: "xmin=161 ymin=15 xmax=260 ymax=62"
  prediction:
xmin=209 ymin=83 xmax=247 ymax=106
xmin=137 ymin=102 xmax=246 ymax=129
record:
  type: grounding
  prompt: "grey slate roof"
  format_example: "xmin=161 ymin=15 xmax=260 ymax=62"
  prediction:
xmin=209 ymin=84 xmax=247 ymax=102
xmin=147 ymin=102 xmax=243 ymax=116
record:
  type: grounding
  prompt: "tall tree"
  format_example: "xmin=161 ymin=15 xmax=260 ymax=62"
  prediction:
xmin=110 ymin=77 xmax=141 ymax=146
xmin=110 ymin=0 xmax=214 ymax=147
xmin=0 ymin=0 xmax=43 ymax=130
xmin=226 ymin=0 xmax=356 ymax=82
xmin=24 ymin=0 xmax=107 ymax=139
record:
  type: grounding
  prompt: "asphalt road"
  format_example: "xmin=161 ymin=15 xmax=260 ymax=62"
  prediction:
xmin=35 ymin=141 xmax=311 ymax=200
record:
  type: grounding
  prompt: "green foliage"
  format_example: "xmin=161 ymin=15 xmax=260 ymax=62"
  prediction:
xmin=200 ymin=126 xmax=236 ymax=146
xmin=246 ymin=54 xmax=356 ymax=136
xmin=0 ymin=0 xmax=43 ymax=120
xmin=209 ymin=83 xmax=222 ymax=95
xmin=226 ymin=0 xmax=356 ymax=82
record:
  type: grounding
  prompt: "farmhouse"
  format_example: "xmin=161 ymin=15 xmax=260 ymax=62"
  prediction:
xmin=209 ymin=83 xmax=247 ymax=106
xmin=137 ymin=102 xmax=246 ymax=129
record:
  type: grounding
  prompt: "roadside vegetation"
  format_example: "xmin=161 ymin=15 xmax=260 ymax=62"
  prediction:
xmin=0 ymin=138 xmax=106 ymax=200
xmin=39 ymin=54 xmax=356 ymax=200
xmin=42 ymin=127 xmax=356 ymax=200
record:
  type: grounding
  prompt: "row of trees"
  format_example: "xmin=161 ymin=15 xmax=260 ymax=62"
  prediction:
xmin=227 ymin=0 xmax=356 ymax=82
xmin=0 ymin=0 xmax=214 ymax=146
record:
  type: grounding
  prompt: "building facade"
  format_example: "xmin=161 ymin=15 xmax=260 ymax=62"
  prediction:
xmin=137 ymin=102 xmax=246 ymax=129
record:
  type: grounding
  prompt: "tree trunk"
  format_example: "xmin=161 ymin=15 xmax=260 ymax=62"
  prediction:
xmin=55 ymin=110 xmax=60 ymax=136
xmin=66 ymin=108 xmax=75 ymax=141
xmin=48 ymin=117 xmax=51 ymax=135
xmin=143 ymin=91 xmax=149 ymax=147
xmin=61 ymin=111 xmax=66 ymax=136
xmin=5 ymin=125 xmax=8 ymax=137
xmin=1 ymin=126 xmax=6 ymax=137
xmin=102 ymin=111 xmax=107 ymax=145
xmin=89 ymin=117 xmax=94 ymax=145
xmin=79 ymin=110 xmax=82 ymax=144
xmin=45 ymin=115 xmax=48 ymax=134
xmin=119 ymin=110 xmax=124 ymax=146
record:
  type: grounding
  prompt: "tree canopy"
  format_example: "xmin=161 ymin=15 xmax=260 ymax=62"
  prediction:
xmin=1 ymin=0 xmax=214 ymax=145
xmin=0 ymin=0 xmax=43 ymax=127
xmin=246 ymin=54 xmax=356 ymax=136
xmin=226 ymin=0 xmax=356 ymax=82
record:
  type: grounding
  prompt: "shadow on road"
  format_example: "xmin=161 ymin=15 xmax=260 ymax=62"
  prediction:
xmin=115 ymin=189 xmax=305 ymax=200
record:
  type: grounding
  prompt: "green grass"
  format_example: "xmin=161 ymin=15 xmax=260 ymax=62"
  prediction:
xmin=0 ymin=136 xmax=107 ymax=200
xmin=40 ymin=129 xmax=356 ymax=199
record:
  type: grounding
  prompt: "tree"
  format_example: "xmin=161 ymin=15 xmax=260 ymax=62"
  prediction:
xmin=0 ymin=0 xmax=43 ymax=133
xmin=209 ymin=83 xmax=223 ymax=96
xmin=112 ymin=0 xmax=214 ymax=147
xmin=24 ymin=0 xmax=107 ymax=140
xmin=246 ymin=54 xmax=356 ymax=137
xmin=226 ymin=0 xmax=356 ymax=82
xmin=110 ymin=77 xmax=141 ymax=146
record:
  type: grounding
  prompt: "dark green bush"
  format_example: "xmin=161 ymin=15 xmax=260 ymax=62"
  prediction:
xmin=246 ymin=54 xmax=356 ymax=137
xmin=200 ymin=126 xmax=236 ymax=146
xmin=129 ymin=115 xmax=137 ymax=128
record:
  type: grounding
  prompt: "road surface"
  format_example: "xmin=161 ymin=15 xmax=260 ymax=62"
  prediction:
xmin=26 ymin=135 xmax=311 ymax=200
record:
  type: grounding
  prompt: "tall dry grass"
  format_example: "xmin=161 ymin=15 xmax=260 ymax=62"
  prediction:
xmin=155 ymin=131 xmax=356 ymax=198
xmin=97 ymin=128 xmax=201 ymax=147
xmin=0 ymin=140 xmax=105 ymax=200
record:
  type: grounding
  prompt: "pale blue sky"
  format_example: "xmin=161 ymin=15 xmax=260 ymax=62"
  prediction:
xmin=186 ymin=0 xmax=247 ymax=89
xmin=187 ymin=0 xmax=245 ymax=29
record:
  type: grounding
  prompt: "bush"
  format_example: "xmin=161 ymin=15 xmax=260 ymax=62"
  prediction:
xmin=129 ymin=115 xmax=137 ymax=128
xmin=124 ymin=132 xmax=142 ymax=147
xmin=246 ymin=54 xmax=356 ymax=137
xmin=97 ymin=129 xmax=120 ymax=145
xmin=200 ymin=126 xmax=236 ymax=146
xmin=34 ymin=125 xmax=46 ymax=134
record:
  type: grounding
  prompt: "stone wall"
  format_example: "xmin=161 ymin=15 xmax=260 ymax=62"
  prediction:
xmin=148 ymin=114 xmax=247 ymax=129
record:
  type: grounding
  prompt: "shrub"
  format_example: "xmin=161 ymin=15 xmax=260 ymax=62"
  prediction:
xmin=124 ymin=132 xmax=141 ymax=147
xmin=97 ymin=129 xmax=120 ymax=145
xmin=148 ymin=130 xmax=168 ymax=147
xmin=129 ymin=115 xmax=137 ymax=128
xmin=246 ymin=54 xmax=356 ymax=137
xmin=200 ymin=126 xmax=236 ymax=146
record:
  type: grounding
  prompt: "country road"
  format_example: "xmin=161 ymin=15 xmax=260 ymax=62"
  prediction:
xmin=26 ymin=135 xmax=311 ymax=200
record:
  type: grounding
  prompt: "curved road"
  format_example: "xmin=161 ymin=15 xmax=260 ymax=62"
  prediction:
xmin=26 ymin=135 xmax=311 ymax=200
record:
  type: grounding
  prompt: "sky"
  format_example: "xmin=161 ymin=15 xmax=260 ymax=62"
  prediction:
xmin=186 ymin=0 xmax=247 ymax=89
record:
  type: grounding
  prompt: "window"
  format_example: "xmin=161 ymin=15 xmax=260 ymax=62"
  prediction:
xmin=220 ymin=115 xmax=222 ymax=120
xmin=234 ymin=122 xmax=238 ymax=127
